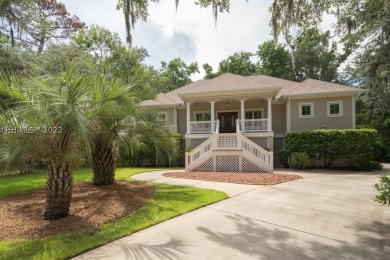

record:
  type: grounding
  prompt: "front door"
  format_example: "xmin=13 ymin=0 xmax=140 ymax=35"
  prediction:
xmin=218 ymin=112 xmax=238 ymax=133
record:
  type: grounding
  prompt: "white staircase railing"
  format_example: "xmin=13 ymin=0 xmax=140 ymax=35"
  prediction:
xmin=185 ymin=135 xmax=214 ymax=166
xmin=241 ymin=134 xmax=273 ymax=171
xmin=185 ymin=132 xmax=273 ymax=173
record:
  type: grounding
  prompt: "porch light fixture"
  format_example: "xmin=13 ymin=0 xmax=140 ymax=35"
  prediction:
xmin=226 ymin=101 xmax=229 ymax=110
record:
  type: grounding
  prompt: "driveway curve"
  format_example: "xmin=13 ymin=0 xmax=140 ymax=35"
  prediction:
xmin=75 ymin=167 xmax=390 ymax=260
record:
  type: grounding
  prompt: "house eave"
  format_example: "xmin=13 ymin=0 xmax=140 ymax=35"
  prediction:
xmin=284 ymin=90 xmax=363 ymax=99
xmin=139 ymin=103 xmax=184 ymax=109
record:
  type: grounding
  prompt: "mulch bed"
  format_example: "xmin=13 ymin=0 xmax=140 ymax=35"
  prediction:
xmin=0 ymin=181 xmax=155 ymax=240
xmin=163 ymin=172 xmax=302 ymax=185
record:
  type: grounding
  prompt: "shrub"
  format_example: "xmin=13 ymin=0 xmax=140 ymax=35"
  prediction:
xmin=286 ymin=129 xmax=381 ymax=169
xmin=185 ymin=146 xmax=194 ymax=153
xmin=374 ymin=175 xmax=390 ymax=206
xmin=278 ymin=149 xmax=289 ymax=168
xmin=290 ymin=152 xmax=310 ymax=170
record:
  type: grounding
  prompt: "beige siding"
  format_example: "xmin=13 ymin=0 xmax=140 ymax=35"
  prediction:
xmin=290 ymin=96 xmax=353 ymax=131
xmin=177 ymin=109 xmax=187 ymax=136
xmin=158 ymin=108 xmax=174 ymax=125
xmin=272 ymin=103 xmax=286 ymax=134
xmin=248 ymin=137 xmax=269 ymax=149
xmin=189 ymin=138 xmax=208 ymax=148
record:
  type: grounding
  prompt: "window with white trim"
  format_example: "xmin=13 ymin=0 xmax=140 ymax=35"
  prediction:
xmin=195 ymin=112 xmax=211 ymax=121
xmin=327 ymin=101 xmax=343 ymax=117
xmin=299 ymin=102 xmax=314 ymax=118
xmin=245 ymin=109 xmax=263 ymax=119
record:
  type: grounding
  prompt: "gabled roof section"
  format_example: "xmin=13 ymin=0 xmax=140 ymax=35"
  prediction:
xmin=169 ymin=79 xmax=208 ymax=94
xmin=248 ymin=75 xmax=299 ymax=99
xmin=284 ymin=78 xmax=360 ymax=97
xmin=139 ymin=93 xmax=183 ymax=106
xmin=139 ymin=79 xmax=207 ymax=107
xmin=181 ymin=73 xmax=279 ymax=94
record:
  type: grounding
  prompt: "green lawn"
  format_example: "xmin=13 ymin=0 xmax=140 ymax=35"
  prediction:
xmin=0 ymin=167 xmax=181 ymax=198
xmin=0 ymin=168 xmax=228 ymax=260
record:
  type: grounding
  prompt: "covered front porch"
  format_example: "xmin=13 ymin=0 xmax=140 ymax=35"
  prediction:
xmin=185 ymin=97 xmax=274 ymax=136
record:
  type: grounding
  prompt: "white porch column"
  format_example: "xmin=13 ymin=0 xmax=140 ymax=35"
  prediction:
xmin=210 ymin=101 xmax=215 ymax=133
xmin=173 ymin=106 xmax=177 ymax=132
xmin=240 ymin=100 xmax=245 ymax=132
xmin=267 ymin=98 xmax=272 ymax=131
xmin=186 ymin=103 xmax=191 ymax=134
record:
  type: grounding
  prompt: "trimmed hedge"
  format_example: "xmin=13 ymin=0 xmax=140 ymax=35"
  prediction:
xmin=286 ymin=129 xmax=382 ymax=169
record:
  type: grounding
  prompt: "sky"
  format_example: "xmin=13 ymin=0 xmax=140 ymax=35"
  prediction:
xmin=61 ymin=0 xmax=335 ymax=80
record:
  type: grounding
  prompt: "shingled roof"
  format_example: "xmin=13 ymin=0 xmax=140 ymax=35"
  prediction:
xmin=284 ymin=78 xmax=360 ymax=96
xmin=140 ymin=73 xmax=359 ymax=107
xmin=180 ymin=73 xmax=279 ymax=94
xmin=247 ymin=75 xmax=299 ymax=99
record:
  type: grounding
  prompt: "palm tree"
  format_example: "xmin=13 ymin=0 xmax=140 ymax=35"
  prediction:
xmin=87 ymin=75 xmax=135 ymax=186
xmin=118 ymin=108 xmax=180 ymax=167
xmin=0 ymin=68 xmax=91 ymax=219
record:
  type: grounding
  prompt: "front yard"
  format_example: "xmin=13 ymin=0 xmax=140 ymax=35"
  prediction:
xmin=0 ymin=168 xmax=228 ymax=260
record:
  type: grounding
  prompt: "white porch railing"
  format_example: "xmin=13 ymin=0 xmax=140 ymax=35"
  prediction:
xmin=190 ymin=121 xmax=212 ymax=133
xmin=189 ymin=120 xmax=220 ymax=134
xmin=190 ymin=119 xmax=269 ymax=134
xmin=236 ymin=119 xmax=268 ymax=132
xmin=244 ymin=119 xmax=268 ymax=132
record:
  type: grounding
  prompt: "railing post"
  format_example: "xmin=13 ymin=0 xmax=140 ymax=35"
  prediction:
xmin=185 ymin=152 xmax=189 ymax=167
xmin=213 ymin=134 xmax=218 ymax=150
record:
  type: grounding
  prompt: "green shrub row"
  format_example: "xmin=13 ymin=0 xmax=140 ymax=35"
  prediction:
xmin=283 ymin=129 xmax=382 ymax=169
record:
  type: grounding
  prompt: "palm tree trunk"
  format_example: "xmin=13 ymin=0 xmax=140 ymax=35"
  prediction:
xmin=44 ymin=160 xmax=73 ymax=220
xmin=91 ymin=133 xmax=116 ymax=186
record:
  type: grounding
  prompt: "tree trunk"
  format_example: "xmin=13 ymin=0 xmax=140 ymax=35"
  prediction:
xmin=91 ymin=133 xmax=116 ymax=186
xmin=124 ymin=0 xmax=132 ymax=49
xmin=44 ymin=160 xmax=73 ymax=220
xmin=37 ymin=37 xmax=45 ymax=54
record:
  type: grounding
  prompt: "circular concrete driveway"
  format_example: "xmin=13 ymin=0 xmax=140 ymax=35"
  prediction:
xmin=75 ymin=167 xmax=390 ymax=260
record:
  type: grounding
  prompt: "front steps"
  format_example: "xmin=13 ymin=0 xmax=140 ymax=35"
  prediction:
xmin=185 ymin=133 xmax=273 ymax=173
